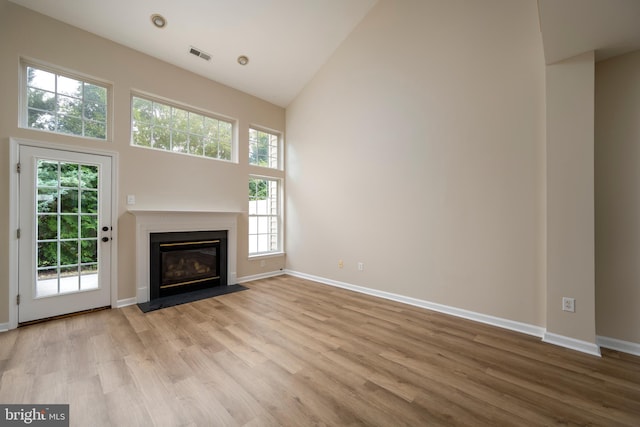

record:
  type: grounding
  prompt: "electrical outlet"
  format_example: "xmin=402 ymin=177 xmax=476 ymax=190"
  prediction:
xmin=562 ymin=297 xmax=575 ymax=312
xmin=127 ymin=194 xmax=136 ymax=205
xmin=338 ymin=260 xmax=344 ymax=269
xmin=358 ymin=262 xmax=364 ymax=271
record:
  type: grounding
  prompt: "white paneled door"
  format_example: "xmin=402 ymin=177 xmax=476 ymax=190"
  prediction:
xmin=18 ymin=146 xmax=112 ymax=323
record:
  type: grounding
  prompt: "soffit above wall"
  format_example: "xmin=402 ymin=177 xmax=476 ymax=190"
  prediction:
xmin=538 ymin=0 xmax=640 ymax=64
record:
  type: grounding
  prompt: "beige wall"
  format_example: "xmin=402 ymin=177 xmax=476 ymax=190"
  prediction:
xmin=286 ymin=0 xmax=547 ymax=326
xmin=545 ymin=51 xmax=597 ymax=343
xmin=595 ymin=50 xmax=640 ymax=344
xmin=3 ymin=0 xmax=636 ymax=350
xmin=0 ymin=1 xmax=285 ymax=323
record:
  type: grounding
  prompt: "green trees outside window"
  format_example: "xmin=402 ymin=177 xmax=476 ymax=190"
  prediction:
xmin=36 ymin=160 xmax=99 ymax=288
xmin=26 ymin=65 xmax=108 ymax=139
xmin=249 ymin=128 xmax=279 ymax=169
xmin=131 ymin=96 xmax=233 ymax=161
xmin=249 ymin=177 xmax=280 ymax=255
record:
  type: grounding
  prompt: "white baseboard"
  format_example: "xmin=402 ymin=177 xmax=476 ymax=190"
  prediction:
xmin=0 ymin=323 xmax=9 ymax=333
xmin=236 ymin=270 xmax=285 ymax=284
xmin=116 ymin=297 xmax=138 ymax=308
xmin=285 ymin=270 xmax=546 ymax=339
xmin=543 ymin=332 xmax=601 ymax=357
xmin=597 ymin=335 xmax=640 ymax=357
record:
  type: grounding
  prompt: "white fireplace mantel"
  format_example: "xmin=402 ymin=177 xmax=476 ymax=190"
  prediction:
xmin=128 ymin=209 xmax=242 ymax=303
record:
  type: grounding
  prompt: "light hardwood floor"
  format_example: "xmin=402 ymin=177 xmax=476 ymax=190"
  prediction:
xmin=1 ymin=275 xmax=639 ymax=426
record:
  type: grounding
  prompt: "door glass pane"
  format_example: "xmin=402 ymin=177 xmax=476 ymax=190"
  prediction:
xmin=35 ymin=159 xmax=100 ymax=297
xmin=38 ymin=241 xmax=57 ymax=268
xmin=37 ymin=268 xmax=59 ymax=297
xmin=60 ymin=215 xmax=78 ymax=239
xmin=60 ymin=266 xmax=80 ymax=293
xmin=37 ymin=160 xmax=58 ymax=185
xmin=81 ymin=215 xmax=97 ymax=238
xmin=80 ymin=265 xmax=99 ymax=291
xmin=80 ymin=190 xmax=98 ymax=213
xmin=37 ymin=215 xmax=57 ymax=240
xmin=59 ymin=240 xmax=78 ymax=266
xmin=80 ymin=165 xmax=98 ymax=188
xmin=37 ymin=188 xmax=57 ymax=213
xmin=60 ymin=162 xmax=79 ymax=186
xmin=60 ymin=189 xmax=79 ymax=213
xmin=81 ymin=240 xmax=97 ymax=264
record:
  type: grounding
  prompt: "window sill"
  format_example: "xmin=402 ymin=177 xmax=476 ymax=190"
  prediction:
xmin=248 ymin=251 xmax=285 ymax=260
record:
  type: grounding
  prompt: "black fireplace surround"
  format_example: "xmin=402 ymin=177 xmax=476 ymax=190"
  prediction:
xmin=149 ymin=230 xmax=227 ymax=300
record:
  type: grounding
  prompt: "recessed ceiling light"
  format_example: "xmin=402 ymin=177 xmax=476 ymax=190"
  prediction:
xmin=237 ymin=55 xmax=249 ymax=66
xmin=151 ymin=14 xmax=167 ymax=29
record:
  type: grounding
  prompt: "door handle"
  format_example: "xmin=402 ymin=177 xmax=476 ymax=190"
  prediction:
xmin=102 ymin=237 xmax=110 ymax=242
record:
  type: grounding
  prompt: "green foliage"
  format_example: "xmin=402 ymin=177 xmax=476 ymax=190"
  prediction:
xmin=36 ymin=160 xmax=100 ymax=269
xmin=131 ymin=96 xmax=232 ymax=161
xmin=26 ymin=66 xmax=107 ymax=139
xmin=249 ymin=178 xmax=268 ymax=201
xmin=249 ymin=128 xmax=278 ymax=168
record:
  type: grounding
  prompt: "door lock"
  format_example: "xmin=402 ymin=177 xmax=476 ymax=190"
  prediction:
xmin=101 ymin=237 xmax=110 ymax=242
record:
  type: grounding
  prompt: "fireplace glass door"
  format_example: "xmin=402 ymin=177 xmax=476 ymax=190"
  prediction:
xmin=161 ymin=243 xmax=218 ymax=289
xmin=150 ymin=230 xmax=227 ymax=299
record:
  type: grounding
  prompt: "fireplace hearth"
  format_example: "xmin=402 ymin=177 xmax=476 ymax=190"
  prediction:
xmin=149 ymin=230 xmax=227 ymax=300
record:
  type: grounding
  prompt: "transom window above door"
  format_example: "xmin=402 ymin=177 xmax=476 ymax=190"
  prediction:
xmin=22 ymin=61 xmax=109 ymax=140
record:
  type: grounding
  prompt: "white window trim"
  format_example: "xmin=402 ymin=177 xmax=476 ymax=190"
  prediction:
xmin=248 ymin=175 xmax=284 ymax=257
xmin=130 ymin=91 xmax=238 ymax=163
xmin=20 ymin=57 xmax=113 ymax=141
xmin=247 ymin=251 xmax=286 ymax=260
xmin=249 ymin=125 xmax=283 ymax=171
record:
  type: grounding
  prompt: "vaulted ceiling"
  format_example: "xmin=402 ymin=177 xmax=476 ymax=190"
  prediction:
xmin=9 ymin=0 xmax=640 ymax=107
xmin=9 ymin=0 xmax=378 ymax=107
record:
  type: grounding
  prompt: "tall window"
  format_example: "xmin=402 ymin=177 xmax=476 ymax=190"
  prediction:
xmin=23 ymin=63 xmax=108 ymax=139
xmin=249 ymin=128 xmax=279 ymax=169
xmin=249 ymin=177 xmax=281 ymax=255
xmin=131 ymin=95 xmax=233 ymax=161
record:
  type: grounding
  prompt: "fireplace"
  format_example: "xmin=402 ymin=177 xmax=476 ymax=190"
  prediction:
xmin=149 ymin=230 xmax=227 ymax=300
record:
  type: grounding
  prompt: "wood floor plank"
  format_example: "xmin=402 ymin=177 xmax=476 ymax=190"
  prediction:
xmin=178 ymin=346 xmax=264 ymax=425
xmin=0 ymin=368 xmax=35 ymax=404
xmin=68 ymin=375 xmax=111 ymax=426
xmin=171 ymin=375 xmax=238 ymax=427
xmin=210 ymin=350 xmax=321 ymax=426
xmin=298 ymin=362 xmax=420 ymax=427
xmin=1 ymin=274 xmax=639 ymax=426
xmin=123 ymin=350 xmax=185 ymax=427
xmin=103 ymin=383 xmax=154 ymax=427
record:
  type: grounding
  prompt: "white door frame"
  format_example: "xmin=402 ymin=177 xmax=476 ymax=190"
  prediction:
xmin=8 ymin=137 xmax=119 ymax=329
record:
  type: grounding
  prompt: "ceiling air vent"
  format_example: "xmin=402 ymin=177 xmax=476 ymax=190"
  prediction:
xmin=189 ymin=46 xmax=211 ymax=61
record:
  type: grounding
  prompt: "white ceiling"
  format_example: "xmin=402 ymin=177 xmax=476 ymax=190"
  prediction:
xmin=9 ymin=0 xmax=378 ymax=107
xmin=9 ymin=0 xmax=640 ymax=107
